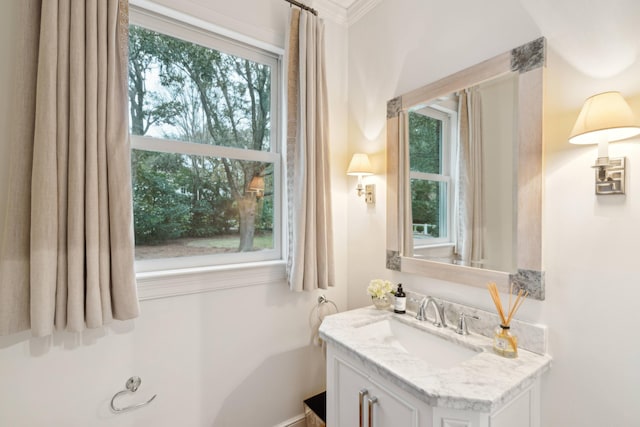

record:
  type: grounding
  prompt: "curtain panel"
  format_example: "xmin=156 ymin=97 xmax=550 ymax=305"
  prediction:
xmin=0 ymin=0 xmax=139 ymax=337
xmin=455 ymin=88 xmax=484 ymax=267
xmin=286 ymin=8 xmax=335 ymax=291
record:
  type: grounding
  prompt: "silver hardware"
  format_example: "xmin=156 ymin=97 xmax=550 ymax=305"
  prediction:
xmin=593 ymin=157 xmax=625 ymax=195
xmin=110 ymin=376 xmax=157 ymax=413
xmin=317 ymin=295 xmax=338 ymax=322
xmin=456 ymin=313 xmax=479 ymax=335
xmin=415 ymin=297 xmax=447 ymax=327
xmin=317 ymin=294 xmax=338 ymax=311
xmin=359 ymin=389 xmax=369 ymax=427
xmin=364 ymin=184 xmax=376 ymax=204
xmin=367 ymin=396 xmax=378 ymax=427
xmin=415 ymin=297 xmax=427 ymax=321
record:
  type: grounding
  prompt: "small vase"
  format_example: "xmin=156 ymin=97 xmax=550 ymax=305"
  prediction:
xmin=371 ymin=295 xmax=391 ymax=310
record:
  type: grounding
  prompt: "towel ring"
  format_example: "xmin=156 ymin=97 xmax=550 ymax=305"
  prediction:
xmin=317 ymin=295 xmax=338 ymax=322
xmin=110 ymin=376 xmax=157 ymax=413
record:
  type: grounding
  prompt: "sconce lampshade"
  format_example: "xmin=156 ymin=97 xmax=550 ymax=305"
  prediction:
xmin=248 ymin=175 xmax=265 ymax=193
xmin=346 ymin=153 xmax=373 ymax=176
xmin=569 ymin=91 xmax=640 ymax=145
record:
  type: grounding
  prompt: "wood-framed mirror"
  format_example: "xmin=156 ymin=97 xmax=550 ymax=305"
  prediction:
xmin=386 ymin=38 xmax=546 ymax=300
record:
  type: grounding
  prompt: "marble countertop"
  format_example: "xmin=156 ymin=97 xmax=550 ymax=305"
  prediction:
xmin=319 ymin=306 xmax=552 ymax=413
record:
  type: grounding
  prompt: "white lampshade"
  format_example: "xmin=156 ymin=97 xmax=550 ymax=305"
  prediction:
xmin=569 ymin=91 xmax=640 ymax=145
xmin=346 ymin=153 xmax=373 ymax=176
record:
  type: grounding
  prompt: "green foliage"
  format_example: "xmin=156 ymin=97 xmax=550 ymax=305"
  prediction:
xmin=408 ymin=112 xmax=441 ymax=174
xmin=188 ymin=197 xmax=235 ymax=237
xmin=411 ymin=179 xmax=442 ymax=237
xmin=128 ymin=25 xmax=274 ymax=249
xmin=132 ymin=150 xmax=191 ymax=244
xmin=256 ymin=196 xmax=273 ymax=231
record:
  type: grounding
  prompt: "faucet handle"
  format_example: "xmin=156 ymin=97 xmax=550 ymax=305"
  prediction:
xmin=456 ymin=313 xmax=479 ymax=335
xmin=414 ymin=297 xmax=427 ymax=321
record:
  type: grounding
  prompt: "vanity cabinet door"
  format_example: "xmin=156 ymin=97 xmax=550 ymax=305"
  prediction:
xmin=331 ymin=357 xmax=365 ymax=426
xmin=433 ymin=407 xmax=487 ymax=427
xmin=432 ymin=381 xmax=539 ymax=427
xmin=489 ymin=382 xmax=539 ymax=427
xmin=364 ymin=382 xmax=419 ymax=427
xmin=327 ymin=346 xmax=426 ymax=426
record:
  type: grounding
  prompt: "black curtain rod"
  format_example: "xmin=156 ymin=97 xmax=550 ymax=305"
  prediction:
xmin=284 ymin=0 xmax=318 ymax=16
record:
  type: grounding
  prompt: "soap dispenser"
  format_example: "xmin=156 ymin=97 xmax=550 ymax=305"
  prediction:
xmin=394 ymin=284 xmax=406 ymax=314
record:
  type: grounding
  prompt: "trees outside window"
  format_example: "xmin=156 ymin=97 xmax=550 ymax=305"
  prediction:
xmin=128 ymin=22 xmax=280 ymax=268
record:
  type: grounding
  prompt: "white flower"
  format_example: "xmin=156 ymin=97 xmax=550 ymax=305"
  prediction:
xmin=367 ymin=279 xmax=394 ymax=299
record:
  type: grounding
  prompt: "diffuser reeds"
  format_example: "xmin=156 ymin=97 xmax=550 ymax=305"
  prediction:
xmin=487 ymin=283 xmax=528 ymax=357
xmin=487 ymin=283 xmax=528 ymax=327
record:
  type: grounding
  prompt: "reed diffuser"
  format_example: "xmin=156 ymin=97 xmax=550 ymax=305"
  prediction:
xmin=487 ymin=283 xmax=528 ymax=358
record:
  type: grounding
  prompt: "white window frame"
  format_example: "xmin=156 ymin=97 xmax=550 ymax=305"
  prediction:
xmin=129 ymin=4 xmax=287 ymax=298
xmin=408 ymin=106 xmax=457 ymax=250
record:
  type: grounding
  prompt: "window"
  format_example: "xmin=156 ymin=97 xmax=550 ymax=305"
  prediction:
xmin=408 ymin=106 xmax=456 ymax=251
xmin=128 ymin=10 xmax=282 ymax=274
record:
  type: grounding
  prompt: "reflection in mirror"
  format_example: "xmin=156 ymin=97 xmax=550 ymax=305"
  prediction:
xmin=407 ymin=74 xmax=517 ymax=273
xmin=386 ymin=38 xmax=545 ymax=299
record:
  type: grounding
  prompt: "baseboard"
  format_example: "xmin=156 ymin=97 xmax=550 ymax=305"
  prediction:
xmin=275 ymin=413 xmax=306 ymax=427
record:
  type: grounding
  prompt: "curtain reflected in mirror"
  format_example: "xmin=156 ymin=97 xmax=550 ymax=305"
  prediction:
xmin=456 ymin=87 xmax=484 ymax=267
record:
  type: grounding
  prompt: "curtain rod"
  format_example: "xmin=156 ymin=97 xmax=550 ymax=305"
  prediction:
xmin=284 ymin=0 xmax=318 ymax=16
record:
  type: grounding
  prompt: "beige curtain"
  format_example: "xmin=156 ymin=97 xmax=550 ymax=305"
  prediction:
xmin=455 ymin=88 xmax=484 ymax=266
xmin=0 ymin=0 xmax=139 ymax=337
xmin=286 ymin=8 xmax=335 ymax=291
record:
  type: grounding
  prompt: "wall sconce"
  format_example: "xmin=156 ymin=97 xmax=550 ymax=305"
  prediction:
xmin=347 ymin=153 xmax=375 ymax=204
xmin=569 ymin=91 xmax=640 ymax=195
xmin=248 ymin=175 xmax=265 ymax=198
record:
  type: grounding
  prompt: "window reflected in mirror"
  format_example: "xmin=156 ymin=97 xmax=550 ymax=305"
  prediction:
xmin=408 ymin=105 xmax=454 ymax=250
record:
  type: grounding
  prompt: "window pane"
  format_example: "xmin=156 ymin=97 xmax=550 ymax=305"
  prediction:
xmin=411 ymin=179 xmax=448 ymax=245
xmin=408 ymin=111 xmax=442 ymax=174
xmin=128 ymin=25 xmax=271 ymax=151
xmin=132 ymin=149 xmax=274 ymax=260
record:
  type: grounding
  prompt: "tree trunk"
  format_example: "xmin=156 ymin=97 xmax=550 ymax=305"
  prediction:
xmin=237 ymin=196 xmax=257 ymax=251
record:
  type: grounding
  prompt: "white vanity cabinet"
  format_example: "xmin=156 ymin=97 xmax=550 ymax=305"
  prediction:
xmin=326 ymin=344 xmax=541 ymax=427
xmin=327 ymin=345 xmax=429 ymax=426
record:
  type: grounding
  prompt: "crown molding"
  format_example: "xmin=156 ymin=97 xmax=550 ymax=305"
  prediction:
xmin=325 ymin=0 xmax=354 ymax=7
xmin=347 ymin=0 xmax=381 ymax=26
xmin=311 ymin=0 xmax=348 ymax=26
xmin=310 ymin=0 xmax=380 ymax=26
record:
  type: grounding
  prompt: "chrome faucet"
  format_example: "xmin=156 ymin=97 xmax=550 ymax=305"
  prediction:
xmin=415 ymin=297 xmax=447 ymax=327
xmin=455 ymin=312 xmax=479 ymax=335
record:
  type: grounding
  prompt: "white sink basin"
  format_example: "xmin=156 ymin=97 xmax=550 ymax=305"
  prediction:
xmin=357 ymin=317 xmax=480 ymax=370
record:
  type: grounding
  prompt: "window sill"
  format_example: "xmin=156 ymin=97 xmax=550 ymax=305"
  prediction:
xmin=136 ymin=260 xmax=287 ymax=300
xmin=412 ymin=243 xmax=456 ymax=260
xmin=414 ymin=242 xmax=455 ymax=250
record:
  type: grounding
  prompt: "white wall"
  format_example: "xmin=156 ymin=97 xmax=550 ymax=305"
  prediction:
xmin=0 ymin=0 xmax=349 ymax=426
xmin=347 ymin=0 xmax=640 ymax=425
xmin=480 ymin=75 xmax=517 ymax=272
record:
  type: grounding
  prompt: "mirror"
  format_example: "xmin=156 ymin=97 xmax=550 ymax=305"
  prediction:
xmin=386 ymin=38 xmax=545 ymax=300
xmin=406 ymin=73 xmax=518 ymax=272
